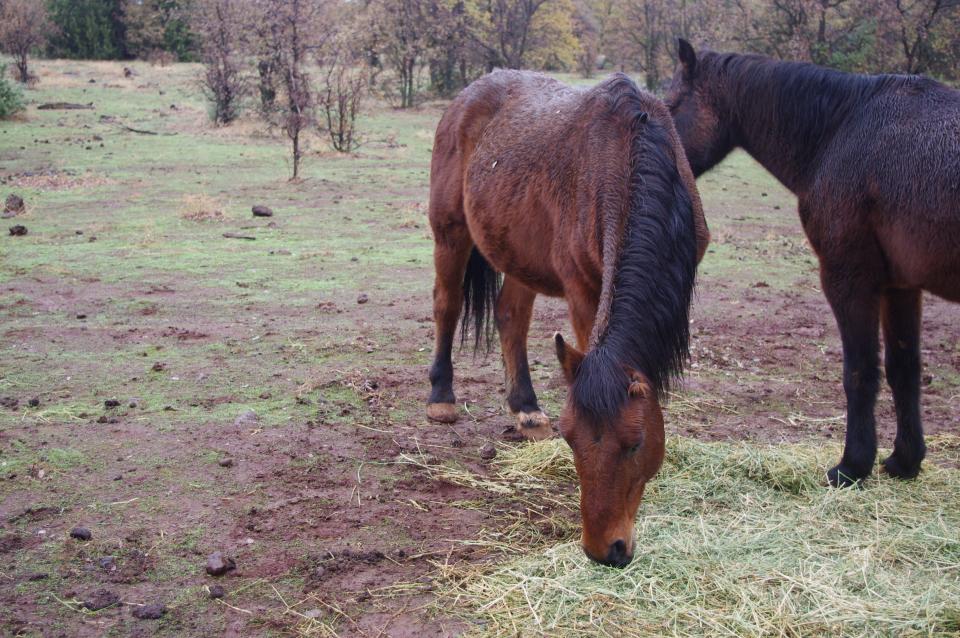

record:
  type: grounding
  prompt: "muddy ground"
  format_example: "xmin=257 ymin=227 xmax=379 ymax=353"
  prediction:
xmin=1 ymin=61 xmax=957 ymax=637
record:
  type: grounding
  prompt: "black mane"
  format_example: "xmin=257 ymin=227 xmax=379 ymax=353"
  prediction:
xmin=703 ymin=52 xmax=929 ymax=183
xmin=571 ymin=77 xmax=698 ymax=420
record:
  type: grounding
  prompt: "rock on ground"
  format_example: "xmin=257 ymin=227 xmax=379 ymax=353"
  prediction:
xmin=206 ymin=551 xmax=236 ymax=576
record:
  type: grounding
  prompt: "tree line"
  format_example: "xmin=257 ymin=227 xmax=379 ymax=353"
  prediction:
xmin=2 ymin=0 xmax=957 ymax=177
xmin=2 ymin=0 xmax=957 ymax=86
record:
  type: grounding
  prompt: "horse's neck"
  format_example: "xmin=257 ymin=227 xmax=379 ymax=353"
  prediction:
xmin=725 ymin=64 xmax=867 ymax=194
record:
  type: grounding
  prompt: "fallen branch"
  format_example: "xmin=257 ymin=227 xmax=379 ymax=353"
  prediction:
xmin=37 ymin=102 xmax=94 ymax=110
xmin=119 ymin=124 xmax=161 ymax=136
xmin=223 ymin=232 xmax=256 ymax=240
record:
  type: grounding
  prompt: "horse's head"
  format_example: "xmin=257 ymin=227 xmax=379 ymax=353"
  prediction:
xmin=665 ymin=39 xmax=734 ymax=177
xmin=554 ymin=333 xmax=665 ymax=568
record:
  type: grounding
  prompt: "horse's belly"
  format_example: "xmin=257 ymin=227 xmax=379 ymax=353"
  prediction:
xmin=879 ymin=219 xmax=960 ymax=302
xmin=463 ymin=188 xmax=565 ymax=297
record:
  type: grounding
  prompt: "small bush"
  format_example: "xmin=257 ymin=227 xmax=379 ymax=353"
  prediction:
xmin=0 ymin=66 xmax=26 ymax=119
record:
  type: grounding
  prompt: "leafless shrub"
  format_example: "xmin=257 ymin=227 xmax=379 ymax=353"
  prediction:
xmin=0 ymin=0 xmax=55 ymax=83
xmin=193 ymin=0 xmax=248 ymax=125
xmin=252 ymin=0 xmax=330 ymax=179
xmin=316 ymin=44 xmax=374 ymax=153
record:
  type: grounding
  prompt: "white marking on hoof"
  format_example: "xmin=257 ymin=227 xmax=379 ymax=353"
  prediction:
xmin=516 ymin=411 xmax=552 ymax=441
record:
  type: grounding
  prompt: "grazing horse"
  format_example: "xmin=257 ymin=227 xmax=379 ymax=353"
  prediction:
xmin=667 ymin=40 xmax=960 ymax=486
xmin=426 ymin=70 xmax=709 ymax=566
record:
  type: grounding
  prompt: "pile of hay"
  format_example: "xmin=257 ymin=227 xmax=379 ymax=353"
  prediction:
xmin=417 ymin=435 xmax=960 ymax=637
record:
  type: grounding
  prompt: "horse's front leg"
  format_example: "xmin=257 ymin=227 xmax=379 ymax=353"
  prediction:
xmin=427 ymin=226 xmax=473 ymax=424
xmin=496 ymin=276 xmax=552 ymax=440
xmin=880 ymin=288 xmax=925 ymax=479
xmin=821 ymin=262 xmax=882 ymax=487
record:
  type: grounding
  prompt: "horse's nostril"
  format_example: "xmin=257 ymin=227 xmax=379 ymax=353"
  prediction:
xmin=604 ymin=540 xmax=632 ymax=568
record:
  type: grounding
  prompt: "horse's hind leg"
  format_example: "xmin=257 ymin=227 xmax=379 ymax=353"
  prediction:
xmin=821 ymin=265 xmax=882 ymax=487
xmin=427 ymin=224 xmax=472 ymax=423
xmin=496 ymin=276 xmax=551 ymax=441
xmin=880 ymin=288 xmax=925 ymax=479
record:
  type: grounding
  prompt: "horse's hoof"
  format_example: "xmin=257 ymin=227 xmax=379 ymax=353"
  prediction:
xmin=881 ymin=453 xmax=922 ymax=480
xmin=427 ymin=402 xmax=458 ymax=423
xmin=516 ymin=411 xmax=553 ymax=441
xmin=826 ymin=463 xmax=868 ymax=488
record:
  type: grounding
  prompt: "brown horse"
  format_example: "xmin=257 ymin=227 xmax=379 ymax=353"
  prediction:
xmin=426 ymin=70 xmax=709 ymax=566
xmin=667 ymin=40 xmax=960 ymax=487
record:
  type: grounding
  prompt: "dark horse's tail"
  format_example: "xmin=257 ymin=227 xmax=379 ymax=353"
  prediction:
xmin=572 ymin=78 xmax=699 ymax=419
xmin=460 ymin=246 xmax=501 ymax=352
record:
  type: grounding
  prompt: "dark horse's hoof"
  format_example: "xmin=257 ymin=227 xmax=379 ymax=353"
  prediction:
xmin=881 ymin=453 xmax=922 ymax=480
xmin=426 ymin=402 xmax=458 ymax=423
xmin=826 ymin=463 xmax=869 ymax=488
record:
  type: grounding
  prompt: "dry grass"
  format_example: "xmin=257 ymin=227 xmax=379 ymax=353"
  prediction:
xmin=410 ymin=437 xmax=960 ymax=637
xmin=5 ymin=171 xmax=111 ymax=194
xmin=178 ymin=193 xmax=226 ymax=222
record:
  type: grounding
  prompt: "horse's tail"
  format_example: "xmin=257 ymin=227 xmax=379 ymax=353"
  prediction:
xmin=460 ymin=246 xmax=501 ymax=353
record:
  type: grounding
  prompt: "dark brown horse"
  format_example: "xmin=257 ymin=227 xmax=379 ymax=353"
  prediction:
xmin=667 ymin=40 xmax=960 ymax=486
xmin=425 ymin=70 xmax=709 ymax=566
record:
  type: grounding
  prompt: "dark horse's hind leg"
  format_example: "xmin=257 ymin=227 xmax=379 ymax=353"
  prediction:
xmin=880 ymin=289 xmax=925 ymax=479
xmin=427 ymin=225 xmax=473 ymax=423
xmin=496 ymin=276 xmax=551 ymax=440
xmin=822 ymin=265 xmax=882 ymax=487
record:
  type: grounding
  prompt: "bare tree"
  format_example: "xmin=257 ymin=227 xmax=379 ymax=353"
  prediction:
xmin=891 ymin=0 xmax=960 ymax=73
xmin=475 ymin=0 xmax=552 ymax=69
xmin=193 ymin=0 xmax=248 ymax=125
xmin=255 ymin=0 xmax=328 ymax=179
xmin=0 ymin=0 xmax=55 ymax=83
xmin=316 ymin=43 xmax=375 ymax=153
xmin=573 ymin=1 xmax=599 ymax=76
xmin=616 ymin=0 xmax=667 ymax=88
xmin=369 ymin=0 xmax=432 ymax=108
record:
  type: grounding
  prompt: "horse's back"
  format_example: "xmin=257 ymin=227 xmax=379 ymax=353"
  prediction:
xmin=820 ymin=78 xmax=960 ymax=299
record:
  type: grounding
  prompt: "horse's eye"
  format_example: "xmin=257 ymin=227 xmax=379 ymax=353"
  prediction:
xmin=627 ymin=443 xmax=641 ymax=455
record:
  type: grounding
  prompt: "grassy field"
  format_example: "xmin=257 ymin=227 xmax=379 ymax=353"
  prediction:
xmin=1 ymin=60 xmax=959 ymax=637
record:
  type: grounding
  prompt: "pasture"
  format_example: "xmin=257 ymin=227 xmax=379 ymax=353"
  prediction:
xmin=1 ymin=60 xmax=959 ymax=637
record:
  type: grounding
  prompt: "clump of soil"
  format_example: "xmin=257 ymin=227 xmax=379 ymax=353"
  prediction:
xmin=132 ymin=603 xmax=166 ymax=619
xmin=3 ymin=194 xmax=24 ymax=218
xmin=70 ymin=527 xmax=92 ymax=541
xmin=83 ymin=589 xmax=120 ymax=611
xmin=304 ymin=549 xmax=386 ymax=591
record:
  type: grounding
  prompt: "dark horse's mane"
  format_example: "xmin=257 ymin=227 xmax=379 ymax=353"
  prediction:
xmin=571 ymin=76 xmax=698 ymax=420
xmin=701 ymin=52 xmax=930 ymax=179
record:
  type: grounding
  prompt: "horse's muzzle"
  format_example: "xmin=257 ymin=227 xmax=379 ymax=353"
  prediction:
xmin=588 ymin=539 xmax=633 ymax=568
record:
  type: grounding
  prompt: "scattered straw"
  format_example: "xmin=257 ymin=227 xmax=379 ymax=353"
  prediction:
xmin=425 ymin=437 xmax=960 ymax=637
xmin=178 ymin=193 xmax=226 ymax=222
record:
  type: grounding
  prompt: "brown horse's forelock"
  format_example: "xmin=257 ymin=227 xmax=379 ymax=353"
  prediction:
xmin=571 ymin=79 xmax=698 ymax=422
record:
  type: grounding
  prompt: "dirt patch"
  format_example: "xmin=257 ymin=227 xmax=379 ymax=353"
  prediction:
xmin=2 ymin=169 xmax=111 ymax=191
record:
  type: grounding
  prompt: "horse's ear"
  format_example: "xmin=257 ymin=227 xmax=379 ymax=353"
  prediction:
xmin=554 ymin=333 xmax=585 ymax=385
xmin=678 ymin=38 xmax=697 ymax=80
